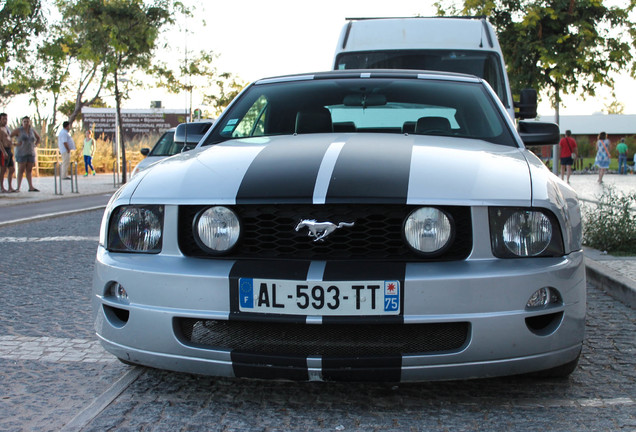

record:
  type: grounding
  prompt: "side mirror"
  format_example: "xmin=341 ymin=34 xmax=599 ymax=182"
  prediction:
xmin=515 ymin=89 xmax=537 ymax=119
xmin=140 ymin=147 xmax=150 ymax=156
xmin=518 ymin=121 xmax=560 ymax=146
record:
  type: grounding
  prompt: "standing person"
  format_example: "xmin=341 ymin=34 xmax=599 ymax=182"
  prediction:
xmin=594 ymin=131 xmax=611 ymax=184
xmin=10 ymin=116 xmax=41 ymax=192
xmin=82 ymin=129 xmax=96 ymax=176
xmin=57 ymin=121 xmax=76 ymax=179
xmin=0 ymin=112 xmax=16 ymax=193
xmin=616 ymin=138 xmax=628 ymax=175
xmin=559 ymin=129 xmax=577 ymax=184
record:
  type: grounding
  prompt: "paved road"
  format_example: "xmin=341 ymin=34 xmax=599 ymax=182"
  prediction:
xmin=0 ymin=193 xmax=112 ymax=226
xmin=0 ymin=210 xmax=634 ymax=431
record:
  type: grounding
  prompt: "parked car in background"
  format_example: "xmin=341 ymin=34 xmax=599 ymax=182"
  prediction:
xmin=131 ymin=120 xmax=214 ymax=177
xmin=94 ymin=70 xmax=585 ymax=382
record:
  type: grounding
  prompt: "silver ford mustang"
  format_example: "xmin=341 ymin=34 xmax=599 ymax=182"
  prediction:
xmin=93 ymin=70 xmax=586 ymax=382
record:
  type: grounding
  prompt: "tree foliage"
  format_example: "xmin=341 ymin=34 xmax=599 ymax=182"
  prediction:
xmin=0 ymin=0 xmax=46 ymax=104
xmin=150 ymin=50 xmax=246 ymax=117
xmin=203 ymin=72 xmax=246 ymax=116
xmin=436 ymin=0 xmax=636 ymax=115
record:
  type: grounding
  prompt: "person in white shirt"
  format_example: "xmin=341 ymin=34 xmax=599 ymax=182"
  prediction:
xmin=57 ymin=121 xmax=76 ymax=179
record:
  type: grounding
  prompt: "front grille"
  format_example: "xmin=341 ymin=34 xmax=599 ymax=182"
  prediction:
xmin=176 ymin=318 xmax=470 ymax=357
xmin=178 ymin=204 xmax=472 ymax=261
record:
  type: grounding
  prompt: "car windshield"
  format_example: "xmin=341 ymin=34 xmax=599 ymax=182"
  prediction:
xmin=204 ymin=77 xmax=515 ymax=146
xmin=148 ymin=131 xmax=176 ymax=156
xmin=335 ymin=50 xmax=508 ymax=107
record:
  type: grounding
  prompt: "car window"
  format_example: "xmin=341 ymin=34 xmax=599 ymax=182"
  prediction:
xmin=206 ymin=77 xmax=514 ymax=146
xmin=148 ymin=131 xmax=176 ymax=156
xmin=229 ymin=95 xmax=268 ymax=138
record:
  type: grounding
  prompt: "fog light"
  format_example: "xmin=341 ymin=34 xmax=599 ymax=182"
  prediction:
xmin=526 ymin=287 xmax=560 ymax=309
xmin=107 ymin=282 xmax=129 ymax=303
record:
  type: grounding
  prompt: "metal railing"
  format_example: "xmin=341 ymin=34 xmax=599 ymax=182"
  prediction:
xmin=113 ymin=161 xmax=132 ymax=187
xmin=54 ymin=161 xmax=79 ymax=195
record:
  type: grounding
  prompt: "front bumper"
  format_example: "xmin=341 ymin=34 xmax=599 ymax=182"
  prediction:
xmin=92 ymin=246 xmax=586 ymax=382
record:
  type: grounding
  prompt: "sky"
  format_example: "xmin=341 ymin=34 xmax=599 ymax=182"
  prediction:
xmin=5 ymin=0 xmax=636 ymax=119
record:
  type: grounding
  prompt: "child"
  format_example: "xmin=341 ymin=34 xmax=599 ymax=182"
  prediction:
xmin=83 ymin=129 xmax=96 ymax=176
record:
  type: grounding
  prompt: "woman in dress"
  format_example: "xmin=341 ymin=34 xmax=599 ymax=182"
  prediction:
xmin=594 ymin=131 xmax=611 ymax=184
xmin=10 ymin=116 xmax=41 ymax=192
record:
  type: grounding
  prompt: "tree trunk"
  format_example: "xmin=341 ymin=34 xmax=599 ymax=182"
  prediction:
xmin=114 ymin=70 xmax=127 ymax=184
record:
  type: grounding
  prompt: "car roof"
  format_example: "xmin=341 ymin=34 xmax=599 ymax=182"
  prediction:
xmin=254 ymin=69 xmax=482 ymax=86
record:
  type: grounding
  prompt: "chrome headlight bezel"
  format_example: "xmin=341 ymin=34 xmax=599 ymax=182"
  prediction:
xmin=489 ymin=207 xmax=564 ymax=258
xmin=403 ymin=206 xmax=455 ymax=256
xmin=107 ymin=205 xmax=164 ymax=253
xmin=193 ymin=206 xmax=241 ymax=255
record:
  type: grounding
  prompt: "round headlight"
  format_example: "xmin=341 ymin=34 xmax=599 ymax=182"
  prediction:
xmin=117 ymin=207 xmax=162 ymax=252
xmin=195 ymin=206 xmax=240 ymax=253
xmin=503 ymin=211 xmax=552 ymax=256
xmin=404 ymin=207 xmax=453 ymax=254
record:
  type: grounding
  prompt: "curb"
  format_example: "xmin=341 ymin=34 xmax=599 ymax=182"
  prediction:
xmin=585 ymin=258 xmax=636 ymax=309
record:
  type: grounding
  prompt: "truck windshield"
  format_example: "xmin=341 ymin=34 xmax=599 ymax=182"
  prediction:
xmin=335 ymin=50 xmax=507 ymax=107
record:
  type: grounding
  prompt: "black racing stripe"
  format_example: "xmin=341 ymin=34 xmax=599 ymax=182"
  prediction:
xmin=326 ymin=137 xmax=413 ymax=204
xmin=322 ymin=261 xmax=406 ymax=325
xmin=322 ymin=355 xmax=402 ymax=382
xmin=322 ymin=261 xmax=407 ymax=281
xmin=229 ymin=260 xmax=311 ymax=323
xmin=231 ymin=352 xmax=309 ymax=381
xmin=236 ymin=139 xmax=332 ymax=204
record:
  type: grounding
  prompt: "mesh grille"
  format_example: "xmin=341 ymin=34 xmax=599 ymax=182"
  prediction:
xmin=178 ymin=204 xmax=472 ymax=261
xmin=176 ymin=318 xmax=470 ymax=357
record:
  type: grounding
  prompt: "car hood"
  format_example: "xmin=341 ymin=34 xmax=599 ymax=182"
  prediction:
xmin=130 ymin=134 xmax=533 ymax=206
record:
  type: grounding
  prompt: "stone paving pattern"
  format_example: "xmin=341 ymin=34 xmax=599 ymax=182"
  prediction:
xmin=76 ymin=287 xmax=635 ymax=432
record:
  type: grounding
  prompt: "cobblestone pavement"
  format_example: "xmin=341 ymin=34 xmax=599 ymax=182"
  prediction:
xmin=0 ymin=210 xmax=634 ymax=431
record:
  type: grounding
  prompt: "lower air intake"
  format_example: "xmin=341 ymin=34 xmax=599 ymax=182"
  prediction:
xmin=176 ymin=319 xmax=470 ymax=357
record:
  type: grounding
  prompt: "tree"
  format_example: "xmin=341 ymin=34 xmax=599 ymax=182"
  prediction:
xmin=203 ymin=72 xmax=246 ymax=117
xmin=436 ymin=0 xmax=636 ymax=122
xmin=58 ymin=96 xmax=108 ymax=120
xmin=604 ymin=99 xmax=625 ymax=114
xmin=150 ymin=50 xmax=246 ymax=117
xmin=58 ymin=0 xmax=179 ymax=183
xmin=0 ymin=0 xmax=46 ymax=105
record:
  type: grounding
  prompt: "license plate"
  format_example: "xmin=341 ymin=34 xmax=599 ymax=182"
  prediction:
xmin=238 ymin=278 xmax=400 ymax=316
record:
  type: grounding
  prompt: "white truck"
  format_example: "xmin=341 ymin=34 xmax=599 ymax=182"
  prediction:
xmin=333 ymin=17 xmax=536 ymax=120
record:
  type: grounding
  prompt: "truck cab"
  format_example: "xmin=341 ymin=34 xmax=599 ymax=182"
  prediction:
xmin=333 ymin=17 xmax=526 ymax=120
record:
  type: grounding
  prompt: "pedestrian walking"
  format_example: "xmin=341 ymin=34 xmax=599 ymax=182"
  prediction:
xmin=559 ymin=129 xmax=577 ymax=184
xmin=10 ymin=116 xmax=41 ymax=192
xmin=0 ymin=112 xmax=17 ymax=193
xmin=616 ymin=138 xmax=628 ymax=175
xmin=57 ymin=121 xmax=76 ymax=179
xmin=594 ymin=131 xmax=611 ymax=184
xmin=82 ymin=129 xmax=96 ymax=176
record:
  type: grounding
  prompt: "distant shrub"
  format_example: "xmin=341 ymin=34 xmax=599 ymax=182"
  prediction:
xmin=583 ymin=186 xmax=636 ymax=254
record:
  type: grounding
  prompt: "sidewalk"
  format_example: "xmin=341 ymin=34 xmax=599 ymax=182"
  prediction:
xmin=0 ymin=173 xmax=118 ymax=207
xmin=0 ymin=172 xmax=634 ymax=308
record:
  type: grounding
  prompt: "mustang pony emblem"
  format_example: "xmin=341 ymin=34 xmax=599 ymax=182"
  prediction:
xmin=295 ymin=219 xmax=355 ymax=242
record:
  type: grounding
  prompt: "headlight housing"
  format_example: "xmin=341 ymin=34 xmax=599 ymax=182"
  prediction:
xmin=107 ymin=205 xmax=164 ymax=253
xmin=193 ymin=206 xmax=241 ymax=254
xmin=489 ymin=207 xmax=564 ymax=258
xmin=403 ymin=207 xmax=454 ymax=255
